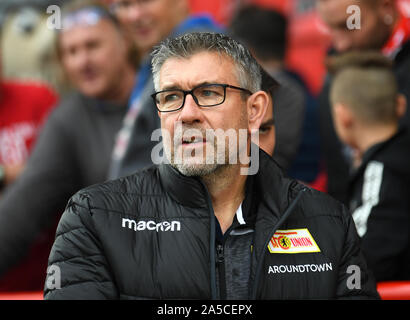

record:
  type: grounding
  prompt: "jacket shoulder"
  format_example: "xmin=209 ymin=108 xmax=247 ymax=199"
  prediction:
xmin=46 ymin=166 xmax=164 ymax=298
xmin=292 ymin=182 xmax=348 ymax=221
xmin=73 ymin=165 xmax=163 ymax=214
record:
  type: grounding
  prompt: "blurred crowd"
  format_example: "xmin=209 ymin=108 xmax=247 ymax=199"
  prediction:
xmin=0 ymin=0 xmax=409 ymax=293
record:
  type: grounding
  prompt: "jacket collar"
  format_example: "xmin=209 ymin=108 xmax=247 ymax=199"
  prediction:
xmin=158 ymin=146 xmax=293 ymax=216
xmin=252 ymin=149 xmax=294 ymax=217
xmin=159 ymin=162 xmax=209 ymax=209
xmin=349 ymin=126 xmax=410 ymax=184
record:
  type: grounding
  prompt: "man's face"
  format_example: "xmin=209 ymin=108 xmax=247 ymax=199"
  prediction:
xmin=256 ymin=95 xmax=275 ymax=156
xmin=112 ymin=0 xmax=187 ymax=56
xmin=158 ymin=51 xmax=250 ymax=177
xmin=59 ymin=19 xmax=129 ymax=99
xmin=317 ymin=0 xmax=391 ymax=52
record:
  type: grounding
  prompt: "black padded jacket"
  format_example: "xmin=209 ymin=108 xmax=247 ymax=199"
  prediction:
xmin=44 ymin=149 xmax=379 ymax=299
xmin=349 ymin=128 xmax=410 ymax=281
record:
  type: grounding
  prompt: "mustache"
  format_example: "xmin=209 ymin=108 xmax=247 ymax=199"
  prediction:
xmin=172 ymin=124 xmax=214 ymax=146
xmin=129 ymin=20 xmax=152 ymax=30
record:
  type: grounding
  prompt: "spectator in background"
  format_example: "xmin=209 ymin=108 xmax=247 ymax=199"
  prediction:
xmin=328 ymin=51 xmax=410 ymax=281
xmin=0 ymin=43 xmax=58 ymax=192
xmin=0 ymin=0 xmax=136 ymax=289
xmin=107 ymin=0 xmax=222 ymax=180
xmin=254 ymin=68 xmax=280 ymax=157
xmin=317 ymin=0 xmax=410 ymax=204
xmin=229 ymin=5 xmax=321 ymax=181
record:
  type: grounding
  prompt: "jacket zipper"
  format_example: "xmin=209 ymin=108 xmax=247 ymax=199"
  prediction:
xmin=197 ymin=178 xmax=218 ymax=299
xmin=250 ymin=187 xmax=307 ymax=299
xmin=201 ymin=176 xmax=306 ymax=300
xmin=216 ymin=243 xmax=227 ymax=299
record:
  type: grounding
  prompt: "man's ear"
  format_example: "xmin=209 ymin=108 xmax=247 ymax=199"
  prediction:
xmin=333 ymin=102 xmax=354 ymax=129
xmin=377 ymin=0 xmax=397 ymax=25
xmin=247 ymin=90 xmax=269 ymax=133
xmin=396 ymin=93 xmax=407 ymax=119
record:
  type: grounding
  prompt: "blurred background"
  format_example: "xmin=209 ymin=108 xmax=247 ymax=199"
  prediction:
xmin=1 ymin=0 xmax=408 ymax=95
xmin=0 ymin=0 xmax=332 ymax=96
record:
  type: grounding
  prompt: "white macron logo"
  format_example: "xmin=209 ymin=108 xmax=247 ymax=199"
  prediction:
xmin=122 ymin=218 xmax=181 ymax=232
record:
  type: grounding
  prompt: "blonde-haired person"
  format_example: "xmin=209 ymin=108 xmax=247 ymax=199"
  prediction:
xmin=328 ymin=51 xmax=410 ymax=282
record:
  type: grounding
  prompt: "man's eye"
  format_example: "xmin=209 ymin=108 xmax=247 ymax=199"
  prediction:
xmin=200 ymin=90 xmax=219 ymax=97
xmin=164 ymin=93 xmax=181 ymax=102
xmin=259 ymin=126 xmax=272 ymax=134
xmin=197 ymin=85 xmax=224 ymax=97
xmin=118 ymin=1 xmax=132 ymax=8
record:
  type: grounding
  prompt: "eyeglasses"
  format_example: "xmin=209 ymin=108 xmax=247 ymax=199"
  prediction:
xmin=151 ymin=83 xmax=253 ymax=113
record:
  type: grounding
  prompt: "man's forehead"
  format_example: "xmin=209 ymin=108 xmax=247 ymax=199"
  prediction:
xmin=161 ymin=51 xmax=233 ymax=69
xmin=60 ymin=19 xmax=113 ymax=43
xmin=159 ymin=51 xmax=237 ymax=88
xmin=318 ymin=0 xmax=359 ymax=24
xmin=318 ymin=0 xmax=360 ymax=10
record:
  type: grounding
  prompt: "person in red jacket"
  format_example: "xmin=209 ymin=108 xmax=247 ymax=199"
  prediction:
xmin=0 ymin=46 xmax=58 ymax=291
xmin=0 ymin=53 xmax=58 ymax=192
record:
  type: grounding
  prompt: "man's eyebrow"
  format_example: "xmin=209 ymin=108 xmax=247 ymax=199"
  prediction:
xmin=332 ymin=20 xmax=349 ymax=30
xmin=260 ymin=118 xmax=275 ymax=127
xmin=161 ymin=81 xmax=216 ymax=91
xmin=160 ymin=85 xmax=182 ymax=91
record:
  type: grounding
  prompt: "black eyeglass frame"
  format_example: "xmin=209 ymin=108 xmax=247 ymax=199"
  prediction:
xmin=151 ymin=83 xmax=253 ymax=113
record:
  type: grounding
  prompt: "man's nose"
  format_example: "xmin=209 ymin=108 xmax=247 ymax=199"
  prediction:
xmin=72 ymin=49 xmax=91 ymax=71
xmin=177 ymin=93 xmax=204 ymax=124
xmin=127 ymin=3 xmax=145 ymax=21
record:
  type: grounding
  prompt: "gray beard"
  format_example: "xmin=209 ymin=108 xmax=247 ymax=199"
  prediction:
xmin=162 ymin=124 xmax=247 ymax=177
xmin=170 ymin=161 xmax=221 ymax=177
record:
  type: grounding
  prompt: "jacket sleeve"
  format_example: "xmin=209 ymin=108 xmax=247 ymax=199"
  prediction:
xmin=44 ymin=191 xmax=118 ymax=300
xmin=335 ymin=205 xmax=380 ymax=299
xmin=354 ymin=168 xmax=410 ymax=282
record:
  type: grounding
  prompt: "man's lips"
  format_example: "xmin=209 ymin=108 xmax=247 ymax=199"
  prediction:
xmin=80 ymin=68 xmax=98 ymax=82
xmin=132 ymin=24 xmax=153 ymax=38
xmin=181 ymin=136 xmax=207 ymax=145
